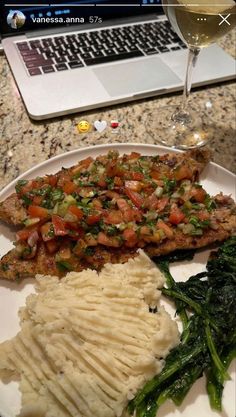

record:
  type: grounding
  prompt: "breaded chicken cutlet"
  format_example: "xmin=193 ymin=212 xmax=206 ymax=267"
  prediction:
xmin=0 ymin=148 xmax=235 ymax=280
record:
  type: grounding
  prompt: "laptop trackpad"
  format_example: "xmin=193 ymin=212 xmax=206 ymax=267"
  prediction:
xmin=93 ymin=56 xmax=181 ymax=97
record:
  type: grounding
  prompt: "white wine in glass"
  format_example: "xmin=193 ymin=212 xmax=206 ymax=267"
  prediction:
xmin=157 ymin=0 xmax=236 ymax=149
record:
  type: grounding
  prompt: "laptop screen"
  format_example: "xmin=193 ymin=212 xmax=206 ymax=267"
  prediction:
xmin=0 ymin=1 xmax=163 ymax=37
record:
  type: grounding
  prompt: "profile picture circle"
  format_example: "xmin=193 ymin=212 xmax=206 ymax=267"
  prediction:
xmin=7 ymin=10 xmax=26 ymax=30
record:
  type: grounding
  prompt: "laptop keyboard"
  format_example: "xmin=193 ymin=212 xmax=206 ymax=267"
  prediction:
xmin=16 ymin=20 xmax=187 ymax=76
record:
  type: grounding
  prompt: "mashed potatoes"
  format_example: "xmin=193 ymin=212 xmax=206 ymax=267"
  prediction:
xmin=0 ymin=250 xmax=179 ymax=417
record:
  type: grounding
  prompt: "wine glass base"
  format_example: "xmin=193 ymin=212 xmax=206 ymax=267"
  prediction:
xmin=147 ymin=104 xmax=214 ymax=150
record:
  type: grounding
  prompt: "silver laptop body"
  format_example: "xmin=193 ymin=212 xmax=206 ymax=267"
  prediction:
xmin=2 ymin=10 xmax=235 ymax=120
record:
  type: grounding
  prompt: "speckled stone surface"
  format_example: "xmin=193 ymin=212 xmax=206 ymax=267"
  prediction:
xmin=0 ymin=31 xmax=235 ymax=191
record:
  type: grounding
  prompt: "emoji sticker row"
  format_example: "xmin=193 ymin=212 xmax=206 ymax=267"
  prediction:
xmin=77 ymin=120 xmax=120 ymax=134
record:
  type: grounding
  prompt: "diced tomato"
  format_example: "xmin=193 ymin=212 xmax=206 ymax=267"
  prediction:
xmin=62 ymin=181 xmax=77 ymax=194
xmin=117 ymin=198 xmax=142 ymax=222
xmin=140 ymin=225 xmax=152 ymax=238
xmin=144 ymin=193 xmax=158 ymax=210
xmin=122 ymin=228 xmax=138 ymax=248
xmin=157 ymin=220 xmax=174 ymax=238
xmin=104 ymin=210 xmax=123 ymax=224
xmin=92 ymin=198 xmax=103 ymax=210
xmin=40 ymin=222 xmax=54 ymax=241
xmin=80 ymin=157 xmax=93 ymax=168
xmin=111 ymin=165 xmax=125 ymax=178
xmin=45 ymin=239 xmax=60 ymax=254
xmin=28 ymin=205 xmax=49 ymax=219
xmin=124 ymin=188 xmax=144 ymax=208
xmin=169 ymin=207 xmax=185 ymax=225
xmin=66 ymin=225 xmax=84 ymax=240
xmin=106 ymin=161 xmax=117 ymax=177
xmin=71 ymin=157 xmax=93 ymax=175
xmin=31 ymin=179 xmax=45 ymax=189
xmin=68 ymin=205 xmax=83 ymax=220
xmin=97 ymin=175 xmax=107 ymax=188
xmin=46 ymin=175 xmax=58 ymax=187
xmin=130 ymin=172 xmax=144 ymax=181
xmin=32 ymin=195 xmax=43 ymax=206
xmin=16 ymin=226 xmax=39 ymax=242
xmin=150 ymin=170 xmax=161 ymax=181
xmin=190 ymin=187 xmax=207 ymax=203
xmin=174 ymin=165 xmax=193 ymax=181
xmin=157 ymin=197 xmax=169 ymax=212
xmin=52 ymin=215 xmax=68 ymax=236
xmin=87 ymin=213 xmax=102 ymax=225
xmin=97 ymin=232 xmax=121 ymax=247
xmin=106 ymin=190 xmax=120 ymax=200
xmin=114 ymin=176 xmax=123 ymax=187
xmin=197 ymin=210 xmax=210 ymax=221
xmin=129 ymin=152 xmax=141 ymax=159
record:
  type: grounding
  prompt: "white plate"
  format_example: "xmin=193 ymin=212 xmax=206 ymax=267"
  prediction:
xmin=0 ymin=144 xmax=235 ymax=417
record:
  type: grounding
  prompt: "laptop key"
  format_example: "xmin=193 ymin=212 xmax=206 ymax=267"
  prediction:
xmin=84 ymin=50 xmax=144 ymax=66
xmin=55 ymin=56 xmax=67 ymax=63
xmin=68 ymin=61 xmax=84 ymax=69
xmin=93 ymin=51 xmax=104 ymax=58
xmin=25 ymin=58 xmax=53 ymax=68
xmin=55 ymin=63 xmax=68 ymax=71
xmin=80 ymin=52 xmax=93 ymax=59
xmin=104 ymin=49 xmax=116 ymax=56
xmin=23 ymin=55 xmax=45 ymax=63
xmin=17 ymin=42 xmax=29 ymax=51
xmin=42 ymin=66 xmax=55 ymax=73
xmin=158 ymin=46 xmax=170 ymax=53
xmin=29 ymin=41 xmax=41 ymax=49
xmin=116 ymin=47 xmax=127 ymax=53
xmin=126 ymin=45 xmax=140 ymax=52
xmin=143 ymin=48 xmax=159 ymax=55
xmin=69 ymin=54 xmax=79 ymax=61
xmin=28 ymin=67 xmax=41 ymax=76
xmin=58 ymin=49 xmax=68 ymax=56
xmin=20 ymin=50 xmax=40 ymax=57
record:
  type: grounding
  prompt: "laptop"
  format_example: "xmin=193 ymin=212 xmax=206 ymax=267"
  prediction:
xmin=0 ymin=1 xmax=235 ymax=120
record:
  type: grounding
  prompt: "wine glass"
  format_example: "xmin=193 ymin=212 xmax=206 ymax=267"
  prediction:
xmin=153 ymin=0 xmax=236 ymax=149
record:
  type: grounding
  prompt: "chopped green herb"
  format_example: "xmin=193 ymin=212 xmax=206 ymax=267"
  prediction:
xmin=1 ymin=263 xmax=9 ymax=271
xmin=34 ymin=186 xmax=51 ymax=196
xmin=205 ymin=195 xmax=217 ymax=211
xmin=106 ymin=225 xmax=117 ymax=236
xmin=189 ymin=216 xmax=210 ymax=229
xmin=15 ymin=179 xmax=28 ymax=194
xmin=163 ymin=177 xmax=177 ymax=195
xmin=83 ymin=247 xmax=95 ymax=256
xmin=56 ymin=260 xmax=73 ymax=271
xmin=105 ymin=177 xmax=114 ymax=190
xmin=51 ymin=188 xmax=64 ymax=202
xmin=21 ymin=194 xmax=33 ymax=207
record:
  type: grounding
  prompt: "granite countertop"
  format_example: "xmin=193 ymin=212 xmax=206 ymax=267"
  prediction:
xmin=0 ymin=31 xmax=235 ymax=191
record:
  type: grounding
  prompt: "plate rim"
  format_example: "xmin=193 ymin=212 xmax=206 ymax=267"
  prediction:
xmin=1 ymin=143 xmax=235 ymax=198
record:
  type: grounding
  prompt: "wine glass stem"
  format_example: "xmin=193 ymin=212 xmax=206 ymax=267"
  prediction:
xmin=172 ymin=47 xmax=200 ymax=124
xmin=182 ymin=47 xmax=200 ymax=109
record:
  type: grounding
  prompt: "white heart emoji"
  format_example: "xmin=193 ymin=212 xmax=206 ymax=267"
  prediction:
xmin=94 ymin=120 xmax=107 ymax=133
